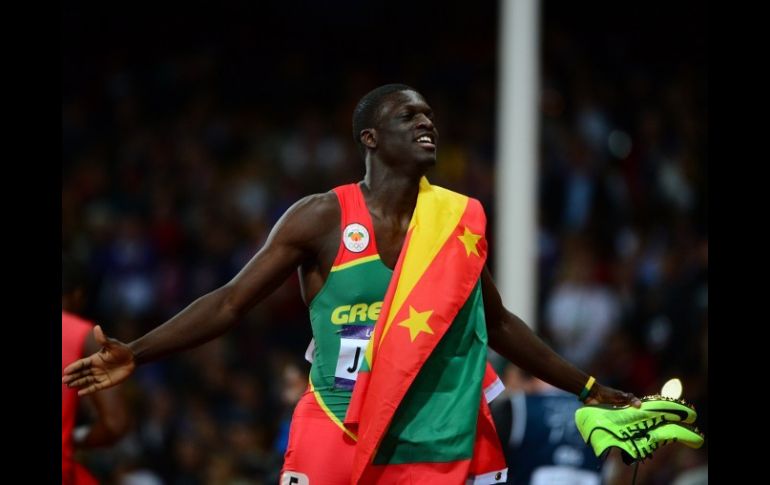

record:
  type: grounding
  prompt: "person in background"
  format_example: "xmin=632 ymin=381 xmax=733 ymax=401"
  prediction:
xmin=62 ymin=254 xmax=130 ymax=484
xmin=491 ymin=364 xmax=604 ymax=485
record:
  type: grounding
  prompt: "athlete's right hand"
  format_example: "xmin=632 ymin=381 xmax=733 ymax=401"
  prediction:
xmin=62 ymin=325 xmax=136 ymax=396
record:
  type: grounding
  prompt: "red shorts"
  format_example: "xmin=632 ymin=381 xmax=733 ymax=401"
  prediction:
xmin=280 ymin=389 xmax=507 ymax=485
xmin=280 ymin=390 xmax=356 ymax=485
xmin=280 ymin=394 xmax=471 ymax=485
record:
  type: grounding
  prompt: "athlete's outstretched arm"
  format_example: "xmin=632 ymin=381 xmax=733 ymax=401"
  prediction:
xmin=63 ymin=193 xmax=338 ymax=396
xmin=481 ymin=267 xmax=640 ymax=407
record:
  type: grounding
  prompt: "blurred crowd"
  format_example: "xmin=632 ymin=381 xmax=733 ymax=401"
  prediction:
xmin=62 ymin=4 xmax=706 ymax=484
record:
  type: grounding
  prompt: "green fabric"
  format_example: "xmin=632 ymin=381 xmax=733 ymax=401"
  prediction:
xmin=374 ymin=282 xmax=487 ymax=464
xmin=308 ymin=257 xmax=392 ymax=422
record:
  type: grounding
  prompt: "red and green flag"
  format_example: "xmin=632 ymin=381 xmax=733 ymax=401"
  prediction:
xmin=345 ymin=177 xmax=500 ymax=484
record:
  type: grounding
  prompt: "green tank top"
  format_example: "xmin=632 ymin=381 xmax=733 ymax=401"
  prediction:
xmin=306 ymin=183 xmax=392 ymax=425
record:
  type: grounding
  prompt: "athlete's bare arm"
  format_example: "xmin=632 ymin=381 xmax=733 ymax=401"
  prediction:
xmin=63 ymin=192 xmax=340 ymax=396
xmin=481 ymin=267 xmax=641 ymax=407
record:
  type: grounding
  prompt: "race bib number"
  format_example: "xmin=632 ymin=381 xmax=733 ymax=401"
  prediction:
xmin=334 ymin=325 xmax=373 ymax=390
xmin=281 ymin=471 xmax=309 ymax=485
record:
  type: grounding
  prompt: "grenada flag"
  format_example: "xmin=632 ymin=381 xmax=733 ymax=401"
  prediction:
xmin=345 ymin=177 xmax=506 ymax=484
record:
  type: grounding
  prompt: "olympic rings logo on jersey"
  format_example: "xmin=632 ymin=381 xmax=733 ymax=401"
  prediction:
xmin=343 ymin=223 xmax=370 ymax=253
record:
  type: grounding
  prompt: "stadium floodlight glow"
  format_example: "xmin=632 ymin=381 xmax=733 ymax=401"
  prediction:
xmin=661 ymin=378 xmax=683 ymax=399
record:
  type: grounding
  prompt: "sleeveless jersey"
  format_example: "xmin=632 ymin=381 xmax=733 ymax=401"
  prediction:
xmin=307 ymin=183 xmax=393 ymax=424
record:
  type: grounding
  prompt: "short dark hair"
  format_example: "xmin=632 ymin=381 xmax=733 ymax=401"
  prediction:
xmin=352 ymin=83 xmax=417 ymax=157
xmin=62 ymin=253 xmax=88 ymax=296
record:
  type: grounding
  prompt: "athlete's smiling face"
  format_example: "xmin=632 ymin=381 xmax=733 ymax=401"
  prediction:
xmin=372 ymin=90 xmax=439 ymax=169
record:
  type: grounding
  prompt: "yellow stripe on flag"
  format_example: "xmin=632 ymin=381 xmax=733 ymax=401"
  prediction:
xmin=377 ymin=177 xmax=468 ymax=348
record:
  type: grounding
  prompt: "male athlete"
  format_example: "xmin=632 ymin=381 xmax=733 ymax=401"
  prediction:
xmin=64 ymin=84 xmax=639 ymax=484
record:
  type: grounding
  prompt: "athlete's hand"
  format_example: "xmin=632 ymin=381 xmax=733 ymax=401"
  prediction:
xmin=62 ymin=325 xmax=136 ymax=396
xmin=585 ymin=383 xmax=642 ymax=408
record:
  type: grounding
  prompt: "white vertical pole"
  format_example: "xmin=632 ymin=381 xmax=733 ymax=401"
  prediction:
xmin=495 ymin=0 xmax=540 ymax=328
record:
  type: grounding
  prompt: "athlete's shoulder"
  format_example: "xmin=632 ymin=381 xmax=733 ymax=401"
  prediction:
xmin=289 ymin=190 xmax=338 ymax=214
xmin=272 ymin=191 xmax=340 ymax=245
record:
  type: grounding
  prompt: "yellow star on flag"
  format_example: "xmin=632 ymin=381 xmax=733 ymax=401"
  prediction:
xmin=457 ymin=226 xmax=482 ymax=257
xmin=398 ymin=306 xmax=434 ymax=342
